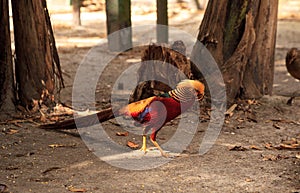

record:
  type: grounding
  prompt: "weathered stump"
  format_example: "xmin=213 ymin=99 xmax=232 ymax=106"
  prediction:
xmin=129 ymin=41 xmax=195 ymax=102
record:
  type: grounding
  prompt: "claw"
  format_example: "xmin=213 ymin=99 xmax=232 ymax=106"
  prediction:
xmin=150 ymin=138 xmax=169 ymax=158
xmin=161 ymin=151 xmax=170 ymax=158
xmin=139 ymin=147 xmax=148 ymax=154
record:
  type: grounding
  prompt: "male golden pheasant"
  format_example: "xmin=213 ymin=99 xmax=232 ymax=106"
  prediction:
xmin=286 ymin=48 xmax=300 ymax=80
xmin=285 ymin=48 xmax=300 ymax=104
xmin=40 ymin=79 xmax=205 ymax=157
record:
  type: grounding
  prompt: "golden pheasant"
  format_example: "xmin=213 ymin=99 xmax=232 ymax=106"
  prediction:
xmin=40 ymin=79 xmax=205 ymax=157
xmin=286 ymin=48 xmax=300 ymax=80
xmin=285 ymin=48 xmax=300 ymax=104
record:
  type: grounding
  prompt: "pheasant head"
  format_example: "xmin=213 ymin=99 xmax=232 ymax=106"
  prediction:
xmin=169 ymin=79 xmax=205 ymax=102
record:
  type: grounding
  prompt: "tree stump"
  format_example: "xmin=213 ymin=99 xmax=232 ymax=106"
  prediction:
xmin=129 ymin=40 xmax=194 ymax=102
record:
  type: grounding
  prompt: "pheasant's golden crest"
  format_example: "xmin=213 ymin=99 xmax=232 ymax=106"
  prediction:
xmin=174 ymin=79 xmax=205 ymax=101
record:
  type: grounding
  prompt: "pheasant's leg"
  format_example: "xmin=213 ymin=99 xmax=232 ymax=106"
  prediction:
xmin=150 ymin=138 xmax=169 ymax=158
xmin=139 ymin=135 xmax=148 ymax=154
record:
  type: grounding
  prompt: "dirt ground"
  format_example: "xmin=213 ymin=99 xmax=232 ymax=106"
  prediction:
xmin=1 ymin=1 xmax=300 ymax=193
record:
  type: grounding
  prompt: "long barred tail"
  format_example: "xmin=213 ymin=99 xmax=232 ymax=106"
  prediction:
xmin=39 ymin=107 xmax=116 ymax=130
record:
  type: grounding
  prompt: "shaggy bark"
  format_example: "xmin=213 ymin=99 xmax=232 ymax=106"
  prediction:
xmin=11 ymin=0 xmax=63 ymax=111
xmin=0 ymin=0 xmax=15 ymax=119
xmin=130 ymin=42 xmax=193 ymax=102
xmin=192 ymin=0 xmax=278 ymax=104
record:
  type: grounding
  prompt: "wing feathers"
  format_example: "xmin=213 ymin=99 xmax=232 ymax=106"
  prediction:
xmin=118 ymin=96 xmax=157 ymax=118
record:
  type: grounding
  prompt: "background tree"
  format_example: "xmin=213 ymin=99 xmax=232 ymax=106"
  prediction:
xmin=0 ymin=0 xmax=63 ymax=120
xmin=106 ymin=0 xmax=132 ymax=51
xmin=0 ymin=0 xmax=15 ymax=118
xmin=157 ymin=0 xmax=168 ymax=43
xmin=191 ymin=0 xmax=278 ymax=104
xmin=11 ymin=0 xmax=63 ymax=112
xmin=72 ymin=0 xmax=81 ymax=26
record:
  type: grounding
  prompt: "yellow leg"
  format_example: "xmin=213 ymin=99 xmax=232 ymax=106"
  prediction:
xmin=150 ymin=138 xmax=169 ymax=158
xmin=139 ymin=135 xmax=147 ymax=154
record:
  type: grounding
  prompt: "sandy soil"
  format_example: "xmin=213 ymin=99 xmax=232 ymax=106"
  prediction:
xmin=1 ymin=1 xmax=299 ymax=193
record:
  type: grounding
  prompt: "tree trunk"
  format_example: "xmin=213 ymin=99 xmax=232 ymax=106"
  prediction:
xmin=0 ymin=0 xmax=15 ymax=119
xmin=72 ymin=0 xmax=81 ymax=26
xmin=106 ymin=0 xmax=132 ymax=51
xmin=129 ymin=41 xmax=193 ymax=102
xmin=192 ymin=0 xmax=278 ymax=104
xmin=157 ymin=0 xmax=168 ymax=43
xmin=11 ymin=0 xmax=63 ymax=111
